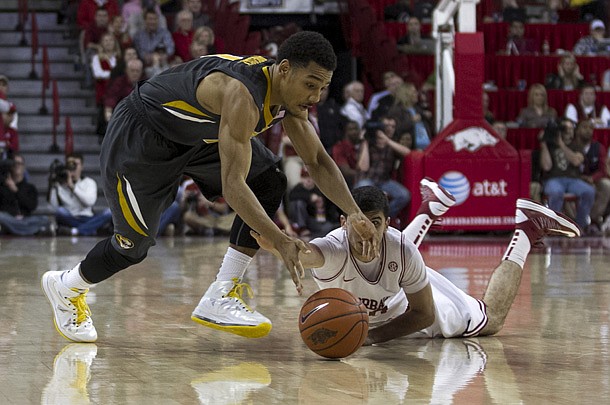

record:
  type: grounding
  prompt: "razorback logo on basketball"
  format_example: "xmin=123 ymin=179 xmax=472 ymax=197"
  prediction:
xmin=388 ymin=261 xmax=398 ymax=272
xmin=361 ymin=296 xmax=390 ymax=317
xmin=115 ymin=234 xmax=134 ymax=249
xmin=308 ymin=328 xmax=337 ymax=345
xmin=446 ymin=127 xmax=498 ymax=152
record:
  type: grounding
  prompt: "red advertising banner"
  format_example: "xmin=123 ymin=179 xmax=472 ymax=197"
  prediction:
xmin=402 ymin=33 xmax=530 ymax=231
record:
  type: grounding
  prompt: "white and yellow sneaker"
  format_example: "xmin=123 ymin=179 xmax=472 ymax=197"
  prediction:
xmin=41 ymin=343 xmax=98 ymax=405
xmin=191 ymin=362 xmax=271 ymax=405
xmin=41 ymin=271 xmax=97 ymax=343
xmin=191 ymin=278 xmax=272 ymax=338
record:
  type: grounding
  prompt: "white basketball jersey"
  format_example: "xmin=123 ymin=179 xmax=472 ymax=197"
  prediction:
xmin=310 ymin=227 xmax=488 ymax=338
xmin=310 ymin=227 xmax=428 ymax=325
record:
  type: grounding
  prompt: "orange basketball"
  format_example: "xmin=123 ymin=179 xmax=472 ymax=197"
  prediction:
xmin=298 ymin=288 xmax=369 ymax=359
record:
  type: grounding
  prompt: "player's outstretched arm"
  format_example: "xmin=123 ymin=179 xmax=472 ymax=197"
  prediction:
xmin=282 ymin=114 xmax=379 ymax=260
xmin=217 ymin=80 xmax=308 ymax=294
xmin=250 ymin=230 xmax=325 ymax=269
xmin=364 ymin=283 xmax=436 ymax=345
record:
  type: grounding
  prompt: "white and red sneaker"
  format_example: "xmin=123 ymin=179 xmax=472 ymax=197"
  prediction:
xmin=416 ymin=177 xmax=456 ymax=221
xmin=515 ymin=198 xmax=581 ymax=247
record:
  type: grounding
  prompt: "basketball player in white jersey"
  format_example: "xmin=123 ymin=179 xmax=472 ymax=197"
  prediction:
xmin=252 ymin=178 xmax=581 ymax=344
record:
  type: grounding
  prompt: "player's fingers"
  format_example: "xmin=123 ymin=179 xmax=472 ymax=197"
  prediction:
xmin=249 ymin=230 xmax=260 ymax=241
xmin=295 ymin=261 xmax=305 ymax=279
xmin=290 ymin=264 xmax=303 ymax=295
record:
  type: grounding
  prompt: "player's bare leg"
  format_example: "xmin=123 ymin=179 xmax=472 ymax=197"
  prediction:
xmin=402 ymin=178 xmax=456 ymax=247
xmin=479 ymin=199 xmax=581 ymax=335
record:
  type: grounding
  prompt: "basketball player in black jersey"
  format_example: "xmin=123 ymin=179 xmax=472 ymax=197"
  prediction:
xmin=42 ymin=31 xmax=379 ymax=342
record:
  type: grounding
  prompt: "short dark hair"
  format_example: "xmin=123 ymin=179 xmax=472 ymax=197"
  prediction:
xmin=66 ymin=152 xmax=84 ymax=163
xmin=350 ymin=186 xmax=390 ymax=218
xmin=276 ymin=31 xmax=337 ymax=71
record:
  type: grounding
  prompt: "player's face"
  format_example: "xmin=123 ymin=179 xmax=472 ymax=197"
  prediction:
xmin=345 ymin=210 xmax=389 ymax=262
xmin=278 ymin=61 xmax=332 ymax=115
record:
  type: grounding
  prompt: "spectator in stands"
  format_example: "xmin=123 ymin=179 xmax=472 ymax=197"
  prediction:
xmin=133 ymin=8 xmax=175 ymax=67
xmin=172 ymin=10 xmax=194 ymax=62
xmin=145 ymin=45 xmax=172 ymax=78
xmin=287 ymin=167 xmax=338 ymax=238
xmin=48 ymin=153 xmax=113 ymax=236
xmin=504 ymin=19 xmax=539 ymax=55
xmin=108 ymin=15 xmax=132 ymax=51
xmin=388 ymin=82 xmax=435 ymax=150
xmin=110 ymin=46 xmax=139 ymax=79
xmin=193 ymin=26 xmax=224 ymax=54
xmin=0 ymin=155 xmax=53 ymax=236
xmin=574 ymin=119 xmax=610 ymax=234
xmin=316 ymin=86 xmax=345 ymax=154
xmin=188 ymin=39 xmax=208 ymax=59
xmin=540 ymin=119 xmax=594 ymax=230
xmin=104 ymin=58 xmax=144 ymax=124
xmin=181 ymin=178 xmax=235 ymax=236
xmin=340 ymin=81 xmax=369 ymax=129
xmin=501 ymin=0 xmax=526 ymax=23
xmin=384 ymin=0 xmax=412 ymax=22
xmin=124 ymin=0 xmax=167 ymax=39
xmin=80 ymin=7 xmax=111 ymax=87
xmin=517 ymin=84 xmax=558 ymax=128
xmin=122 ymin=0 xmax=144 ymax=35
xmin=92 ymin=32 xmax=120 ymax=139
xmin=185 ymin=0 xmax=211 ymax=30
xmin=77 ymin=0 xmax=119 ymax=30
xmin=0 ymin=102 xmax=18 ymax=160
xmin=573 ymin=19 xmax=609 ymax=56
xmin=565 ymin=83 xmax=610 ymax=128
xmin=331 ymin=120 xmax=369 ymax=189
xmin=367 ymin=71 xmax=399 ymax=116
xmin=0 ymin=74 xmax=19 ymax=130
xmin=355 ymin=116 xmax=411 ymax=223
xmin=397 ymin=16 xmax=435 ymax=55
xmin=545 ymin=53 xmax=585 ymax=90
xmin=492 ymin=121 xmax=508 ymax=139
xmin=371 ymin=74 xmax=405 ymax=122
xmin=538 ymin=0 xmax=562 ymax=23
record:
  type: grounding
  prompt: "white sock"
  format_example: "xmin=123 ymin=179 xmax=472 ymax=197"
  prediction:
xmin=216 ymin=247 xmax=253 ymax=282
xmin=402 ymin=214 xmax=433 ymax=248
xmin=61 ymin=263 xmax=93 ymax=292
xmin=502 ymin=230 xmax=531 ymax=269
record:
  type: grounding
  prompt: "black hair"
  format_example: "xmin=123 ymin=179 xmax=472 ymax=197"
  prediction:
xmin=67 ymin=152 xmax=84 ymax=163
xmin=349 ymin=186 xmax=390 ymax=218
xmin=276 ymin=31 xmax=337 ymax=71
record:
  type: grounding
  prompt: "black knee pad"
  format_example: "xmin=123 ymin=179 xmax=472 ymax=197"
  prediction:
xmin=230 ymin=165 xmax=287 ymax=249
xmin=80 ymin=237 xmax=147 ymax=283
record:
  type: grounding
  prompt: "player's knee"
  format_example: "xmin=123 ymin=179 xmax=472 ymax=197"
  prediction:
xmin=112 ymin=232 xmax=155 ymax=260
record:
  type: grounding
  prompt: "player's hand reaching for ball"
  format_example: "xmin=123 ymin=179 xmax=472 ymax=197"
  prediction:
xmin=250 ymin=230 xmax=310 ymax=295
xmin=346 ymin=212 xmax=379 ymax=260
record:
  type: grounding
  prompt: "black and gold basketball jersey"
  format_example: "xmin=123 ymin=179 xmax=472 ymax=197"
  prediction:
xmin=138 ymin=54 xmax=286 ymax=145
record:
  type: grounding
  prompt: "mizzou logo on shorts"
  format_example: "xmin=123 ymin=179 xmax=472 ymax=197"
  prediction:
xmin=115 ymin=234 xmax=134 ymax=249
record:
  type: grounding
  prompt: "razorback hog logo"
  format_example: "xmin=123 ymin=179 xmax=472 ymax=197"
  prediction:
xmin=447 ymin=127 xmax=499 ymax=152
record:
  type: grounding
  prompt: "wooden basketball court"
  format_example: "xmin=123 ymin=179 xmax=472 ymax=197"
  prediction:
xmin=1 ymin=234 xmax=608 ymax=404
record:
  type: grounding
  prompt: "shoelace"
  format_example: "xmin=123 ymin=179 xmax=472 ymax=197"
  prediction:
xmin=224 ymin=278 xmax=254 ymax=312
xmin=69 ymin=290 xmax=92 ymax=325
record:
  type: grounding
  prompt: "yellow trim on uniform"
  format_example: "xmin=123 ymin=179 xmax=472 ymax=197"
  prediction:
xmin=162 ymin=100 xmax=211 ymax=117
xmin=116 ymin=174 xmax=148 ymax=236
xmin=261 ymin=66 xmax=274 ymax=128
